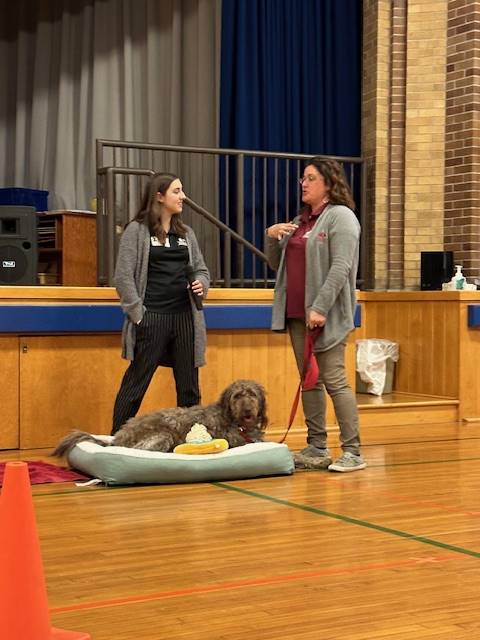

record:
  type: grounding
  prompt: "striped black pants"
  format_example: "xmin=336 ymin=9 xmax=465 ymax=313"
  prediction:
xmin=111 ymin=310 xmax=200 ymax=434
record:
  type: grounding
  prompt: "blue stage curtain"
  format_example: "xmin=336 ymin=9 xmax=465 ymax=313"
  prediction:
xmin=219 ymin=0 xmax=362 ymax=283
xmin=220 ymin=0 xmax=361 ymax=157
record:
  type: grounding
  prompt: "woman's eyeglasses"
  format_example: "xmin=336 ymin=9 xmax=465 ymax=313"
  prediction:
xmin=298 ymin=175 xmax=317 ymax=185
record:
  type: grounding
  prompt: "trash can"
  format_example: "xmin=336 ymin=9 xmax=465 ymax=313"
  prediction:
xmin=356 ymin=339 xmax=399 ymax=396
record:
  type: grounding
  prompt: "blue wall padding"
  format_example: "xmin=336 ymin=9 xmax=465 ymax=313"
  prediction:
xmin=354 ymin=304 xmax=361 ymax=328
xmin=0 ymin=305 xmax=124 ymax=333
xmin=0 ymin=303 xmax=362 ymax=333
xmin=468 ymin=305 xmax=480 ymax=327
xmin=204 ymin=305 xmax=272 ymax=329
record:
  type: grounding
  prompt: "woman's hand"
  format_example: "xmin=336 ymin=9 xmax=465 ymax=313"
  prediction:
xmin=190 ymin=279 xmax=204 ymax=296
xmin=307 ymin=310 xmax=326 ymax=330
xmin=266 ymin=222 xmax=298 ymax=240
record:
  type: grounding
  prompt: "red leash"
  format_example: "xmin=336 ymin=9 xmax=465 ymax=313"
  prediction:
xmin=238 ymin=426 xmax=255 ymax=443
xmin=278 ymin=327 xmax=322 ymax=444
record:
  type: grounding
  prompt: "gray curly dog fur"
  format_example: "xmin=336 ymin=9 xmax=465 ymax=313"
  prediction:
xmin=53 ymin=379 xmax=268 ymax=458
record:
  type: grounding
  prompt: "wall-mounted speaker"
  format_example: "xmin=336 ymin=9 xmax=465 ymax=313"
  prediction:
xmin=420 ymin=251 xmax=454 ymax=291
xmin=0 ymin=206 xmax=38 ymax=285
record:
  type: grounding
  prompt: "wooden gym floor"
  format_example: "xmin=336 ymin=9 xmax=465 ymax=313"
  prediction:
xmin=1 ymin=420 xmax=480 ymax=640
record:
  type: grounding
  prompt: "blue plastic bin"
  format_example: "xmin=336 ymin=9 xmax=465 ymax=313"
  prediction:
xmin=0 ymin=187 xmax=49 ymax=211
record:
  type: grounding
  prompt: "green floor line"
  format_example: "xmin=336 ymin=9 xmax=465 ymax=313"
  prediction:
xmin=213 ymin=482 xmax=480 ymax=560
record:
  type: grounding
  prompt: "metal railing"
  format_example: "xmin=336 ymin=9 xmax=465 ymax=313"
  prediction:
xmin=96 ymin=139 xmax=365 ymax=287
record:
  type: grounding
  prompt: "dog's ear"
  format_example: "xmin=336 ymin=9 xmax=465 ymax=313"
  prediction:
xmin=249 ymin=381 xmax=268 ymax=430
xmin=219 ymin=383 xmax=235 ymax=422
xmin=257 ymin=384 xmax=268 ymax=430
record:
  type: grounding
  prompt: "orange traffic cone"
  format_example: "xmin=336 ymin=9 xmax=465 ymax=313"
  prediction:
xmin=0 ymin=461 xmax=91 ymax=640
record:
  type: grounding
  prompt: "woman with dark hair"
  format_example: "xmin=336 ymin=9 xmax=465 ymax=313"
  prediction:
xmin=266 ymin=157 xmax=365 ymax=472
xmin=111 ymin=172 xmax=210 ymax=435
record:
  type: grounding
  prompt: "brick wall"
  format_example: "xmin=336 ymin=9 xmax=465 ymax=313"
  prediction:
xmin=362 ymin=0 xmax=391 ymax=289
xmin=404 ymin=0 xmax=447 ymax=288
xmin=363 ymin=0 xmax=466 ymax=289
xmin=444 ymin=0 xmax=480 ymax=278
xmin=388 ymin=1 xmax=407 ymax=289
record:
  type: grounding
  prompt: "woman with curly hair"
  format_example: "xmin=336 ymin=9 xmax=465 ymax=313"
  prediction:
xmin=265 ymin=157 xmax=365 ymax=472
xmin=111 ymin=172 xmax=210 ymax=435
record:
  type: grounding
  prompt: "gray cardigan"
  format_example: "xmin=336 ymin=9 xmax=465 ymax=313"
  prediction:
xmin=114 ymin=220 xmax=210 ymax=366
xmin=265 ymin=204 xmax=360 ymax=351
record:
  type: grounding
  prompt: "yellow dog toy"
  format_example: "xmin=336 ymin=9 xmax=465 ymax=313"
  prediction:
xmin=173 ymin=423 xmax=229 ymax=455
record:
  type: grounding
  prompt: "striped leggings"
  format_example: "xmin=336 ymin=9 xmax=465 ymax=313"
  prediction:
xmin=112 ymin=310 xmax=200 ymax=434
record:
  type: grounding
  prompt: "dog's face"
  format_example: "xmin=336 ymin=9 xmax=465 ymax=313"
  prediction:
xmin=220 ymin=380 xmax=267 ymax=432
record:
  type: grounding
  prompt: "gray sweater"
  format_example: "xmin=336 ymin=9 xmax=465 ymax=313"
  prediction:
xmin=265 ymin=204 xmax=360 ymax=351
xmin=114 ymin=220 xmax=210 ymax=366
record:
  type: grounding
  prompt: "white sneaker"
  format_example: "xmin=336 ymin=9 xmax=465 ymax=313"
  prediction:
xmin=328 ymin=452 xmax=367 ymax=473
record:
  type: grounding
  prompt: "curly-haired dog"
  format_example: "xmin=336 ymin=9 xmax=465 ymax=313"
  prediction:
xmin=53 ymin=379 xmax=268 ymax=457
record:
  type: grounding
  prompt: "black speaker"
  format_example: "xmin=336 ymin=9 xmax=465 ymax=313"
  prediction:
xmin=420 ymin=251 xmax=454 ymax=291
xmin=0 ymin=206 xmax=38 ymax=285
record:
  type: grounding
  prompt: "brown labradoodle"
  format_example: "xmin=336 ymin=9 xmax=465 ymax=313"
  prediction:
xmin=53 ymin=379 xmax=268 ymax=457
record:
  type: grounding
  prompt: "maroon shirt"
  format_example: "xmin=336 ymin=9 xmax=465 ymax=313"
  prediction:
xmin=285 ymin=203 xmax=328 ymax=318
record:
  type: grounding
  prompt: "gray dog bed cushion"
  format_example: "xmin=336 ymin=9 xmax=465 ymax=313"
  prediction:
xmin=66 ymin=437 xmax=295 ymax=485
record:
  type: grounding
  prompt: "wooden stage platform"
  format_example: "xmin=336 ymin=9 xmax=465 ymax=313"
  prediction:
xmin=1 ymin=286 xmax=480 ymax=449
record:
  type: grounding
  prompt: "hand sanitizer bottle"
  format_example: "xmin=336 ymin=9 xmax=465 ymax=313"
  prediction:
xmin=454 ymin=264 xmax=465 ymax=290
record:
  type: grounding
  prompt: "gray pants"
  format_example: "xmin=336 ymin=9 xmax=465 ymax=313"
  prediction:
xmin=288 ymin=319 xmax=361 ymax=455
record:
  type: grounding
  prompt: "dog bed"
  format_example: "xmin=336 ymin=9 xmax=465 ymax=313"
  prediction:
xmin=65 ymin=437 xmax=295 ymax=485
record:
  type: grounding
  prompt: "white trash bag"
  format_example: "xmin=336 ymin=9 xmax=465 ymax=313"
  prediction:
xmin=356 ymin=339 xmax=399 ymax=396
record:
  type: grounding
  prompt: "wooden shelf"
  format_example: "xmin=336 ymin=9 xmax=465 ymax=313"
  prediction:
xmin=37 ymin=248 xmax=62 ymax=254
xmin=37 ymin=211 xmax=97 ymax=286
